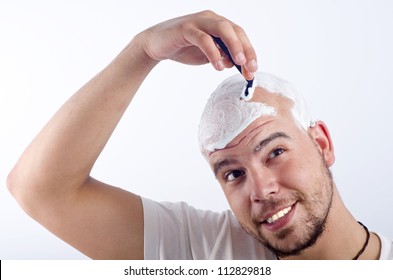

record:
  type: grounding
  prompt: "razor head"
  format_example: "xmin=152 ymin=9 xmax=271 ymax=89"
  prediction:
xmin=240 ymin=79 xmax=255 ymax=101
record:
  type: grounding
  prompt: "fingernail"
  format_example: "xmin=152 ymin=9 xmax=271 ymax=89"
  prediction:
xmin=215 ymin=60 xmax=224 ymax=70
xmin=248 ymin=59 xmax=258 ymax=72
xmin=236 ymin=52 xmax=246 ymax=64
xmin=242 ymin=66 xmax=254 ymax=80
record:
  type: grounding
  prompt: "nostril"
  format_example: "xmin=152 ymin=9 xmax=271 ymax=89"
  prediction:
xmin=250 ymin=182 xmax=279 ymax=203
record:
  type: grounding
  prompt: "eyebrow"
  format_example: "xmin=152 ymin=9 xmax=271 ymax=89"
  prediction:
xmin=213 ymin=131 xmax=291 ymax=177
xmin=213 ymin=158 xmax=239 ymax=177
xmin=254 ymin=132 xmax=291 ymax=153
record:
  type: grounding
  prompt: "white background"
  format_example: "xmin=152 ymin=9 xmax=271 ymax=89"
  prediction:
xmin=1 ymin=0 xmax=392 ymax=259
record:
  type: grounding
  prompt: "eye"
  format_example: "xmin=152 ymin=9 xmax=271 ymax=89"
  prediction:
xmin=225 ymin=170 xmax=245 ymax=182
xmin=268 ymin=147 xmax=285 ymax=160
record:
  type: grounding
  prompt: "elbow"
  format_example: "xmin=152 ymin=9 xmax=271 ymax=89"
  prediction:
xmin=6 ymin=166 xmax=39 ymax=214
xmin=7 ymin=163 xmax=78 ymax=215
xmin=6 ymin=167 xmax=19 ymax=198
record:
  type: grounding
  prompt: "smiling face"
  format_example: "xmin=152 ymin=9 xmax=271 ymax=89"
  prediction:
xmin=206 ymin=87 xmax=336 ymax=257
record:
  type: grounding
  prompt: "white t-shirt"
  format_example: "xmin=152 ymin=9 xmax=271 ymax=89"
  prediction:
xmin=141 ymin=197 xmax=393 ymax=260
xmin=378 ymin=232 xmax=393 ymax=259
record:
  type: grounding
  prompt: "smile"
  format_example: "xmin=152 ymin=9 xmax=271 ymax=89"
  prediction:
xmin=266 ymin=206 xmax=292 ymax=224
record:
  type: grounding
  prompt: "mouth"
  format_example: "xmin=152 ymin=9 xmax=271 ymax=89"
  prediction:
xmin=265 ymin=206 xmax=292 ymax=224
xmin=259 ymin=203 xmax=296 ymax=231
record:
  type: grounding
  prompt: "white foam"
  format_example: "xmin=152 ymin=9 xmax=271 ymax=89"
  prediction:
xmin=198 ymin=72 xmax=312 ymax=158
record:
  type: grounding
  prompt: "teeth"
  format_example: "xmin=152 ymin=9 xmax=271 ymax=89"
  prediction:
xmin=266 ymin=206 xmax=292 ymax=224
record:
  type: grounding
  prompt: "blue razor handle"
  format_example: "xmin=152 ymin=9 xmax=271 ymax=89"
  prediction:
xmin=212 ymin=36 xmax=254 ymax=98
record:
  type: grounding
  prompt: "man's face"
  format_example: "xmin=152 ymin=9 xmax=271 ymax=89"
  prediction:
xmin=208 ymin=88 xmax=335 ymax=257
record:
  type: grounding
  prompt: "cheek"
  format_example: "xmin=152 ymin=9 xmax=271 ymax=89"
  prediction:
xmin=286 ymin=142 xmax=323 ymax=184
xmin=222 ymin=185 xmax=253 ymax=224
xmin=283 ymin=161 xmax=311 ymax=188
xmin=286 ymin=148 xmax=328 ymax=197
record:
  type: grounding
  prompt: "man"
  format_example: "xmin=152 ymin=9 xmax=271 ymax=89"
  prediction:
xmin=7 ymin=11 xmax=393 ymax=259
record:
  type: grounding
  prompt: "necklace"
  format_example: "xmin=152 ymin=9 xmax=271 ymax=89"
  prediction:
xmin=352 ymin=221 xmax=370 ymax=260
xmin=276 ymin=221 xmax=371 ymax=260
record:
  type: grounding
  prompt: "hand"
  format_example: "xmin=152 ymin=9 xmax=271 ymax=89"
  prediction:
xmin=136 ymin=10 xmax=258 ymax=75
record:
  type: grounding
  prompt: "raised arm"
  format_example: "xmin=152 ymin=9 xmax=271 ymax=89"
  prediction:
xmin=7 ymin=10 xmax=257 ymax=259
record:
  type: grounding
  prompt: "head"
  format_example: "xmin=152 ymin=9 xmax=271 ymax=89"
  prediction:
xmin=198 ymin=72 xmax=336 ymax=258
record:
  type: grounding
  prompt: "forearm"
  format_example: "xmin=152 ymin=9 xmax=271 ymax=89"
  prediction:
xmin=8 ymin=36 xmax=157 ymax=202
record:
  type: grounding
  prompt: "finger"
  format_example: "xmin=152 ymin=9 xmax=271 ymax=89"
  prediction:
xmin=213 ymin=28 xmax=256 ymax=78
xmin=241 ymin=66 xmax=254 ymax=80
xmin=210 ymin=20 xmax=247 ymax=66
xmin=184 ymin=28 xmax=225 ymax=70
xmin=182 ymin=11 xmax=257 ymax=72
xmin=220 ymin=50 xmax=235 ymax=68
xmin=199 ymin=14 xmax=258 ymax=73
xmin=233 ymin=24 xmax=258 ymax=73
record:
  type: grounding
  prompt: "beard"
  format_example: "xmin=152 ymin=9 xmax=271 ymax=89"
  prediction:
xmin=240 ymin=154 xmax=334 ymax=258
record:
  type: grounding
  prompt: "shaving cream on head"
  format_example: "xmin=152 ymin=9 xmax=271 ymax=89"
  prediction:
xmin=252 ymin=72 xmax=312 ymax=131
xmin=198 ymin=72 xmax=312 ymax=158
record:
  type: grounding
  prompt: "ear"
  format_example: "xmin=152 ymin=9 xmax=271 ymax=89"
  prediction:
xmin=308 ymin=121 xmax=335 ymax=167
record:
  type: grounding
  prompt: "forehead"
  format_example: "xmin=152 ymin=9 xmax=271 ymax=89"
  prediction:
xmin=207 ymin=120 xmax=301 ymax=174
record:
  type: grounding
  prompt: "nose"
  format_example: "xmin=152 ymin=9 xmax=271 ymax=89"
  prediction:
xmin=248 ymin=167 xmax=280 ymax=202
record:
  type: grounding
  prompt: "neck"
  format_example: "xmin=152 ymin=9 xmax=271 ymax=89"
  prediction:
xmin=281 ymin=189 xmax=380 ymax=260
